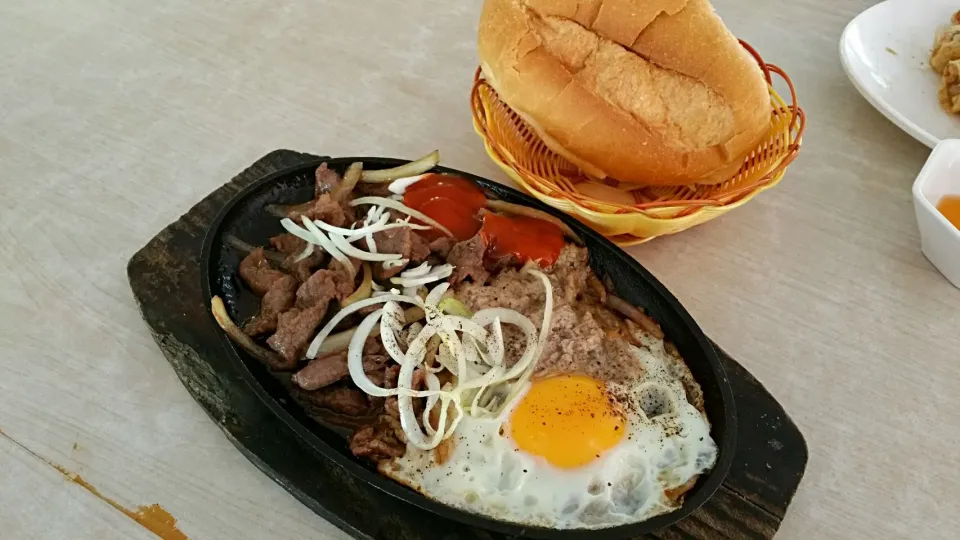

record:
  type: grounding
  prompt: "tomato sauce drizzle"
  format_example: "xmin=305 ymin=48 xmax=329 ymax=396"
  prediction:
xmin=479 ymin=212 xmax=564 ymax=267
xmin=403 ymin=174 xmax=486 ymax=241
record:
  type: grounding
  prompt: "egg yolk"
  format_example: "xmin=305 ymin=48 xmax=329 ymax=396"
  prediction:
xmin=509 ymin=375 xmax=626 ymax=468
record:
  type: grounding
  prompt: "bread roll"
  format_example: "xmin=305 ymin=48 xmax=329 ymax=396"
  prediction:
xmin=478 ymin=0 xmax=771 ymax=186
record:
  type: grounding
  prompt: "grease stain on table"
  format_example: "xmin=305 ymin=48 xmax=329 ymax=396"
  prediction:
xmin=53 ymin=465 xmax=188 ymax=540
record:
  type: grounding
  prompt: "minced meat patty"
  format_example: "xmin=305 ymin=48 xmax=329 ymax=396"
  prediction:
xmin=454 ymin=245 xmax=644 ymax=383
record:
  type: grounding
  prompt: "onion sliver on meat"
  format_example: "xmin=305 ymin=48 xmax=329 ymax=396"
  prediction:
xmin=391 ymin=265 xmax=453 ymax=288
xmin=388 ymin=174 xmax=427 ymax=195
xmin=328 ymin=231 xmax=404 ymax=263
xmin=360 ymin=150 xmax=440 ymax=183
xmin=281 ymin=217 xmax=354 ymax=275
xmin=313 ymin=213 xmax=389 ymax=238
xmin=350 ymin=197 xmax=455 ymax=238
xmin=341 ymin=276 xmax=550 ymax=448
xmin=401 ymin=261 xmax=431 ymax=278
xmin=306 ymin=293 xmax=420 ymax=359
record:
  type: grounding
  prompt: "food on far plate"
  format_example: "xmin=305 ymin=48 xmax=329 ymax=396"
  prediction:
xmin=477 ymin=0 xmax=771 ymax=187
xmin=212 ymin=152 xmax=718 ymax=529
xmin=930 ymin=11 xmax=960 ymax=115
xmin=941 ymin=60 xmax=960 ymax=114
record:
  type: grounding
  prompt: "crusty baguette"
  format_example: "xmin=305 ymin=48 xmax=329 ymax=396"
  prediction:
xmin=478 ymin=0 xmax=771 ymax=186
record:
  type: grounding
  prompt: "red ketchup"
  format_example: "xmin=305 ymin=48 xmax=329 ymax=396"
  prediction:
xmin=478 ymin=212 xmax=565 ymax=267
xmin=403 ymin=174 xmax=487 ymax=241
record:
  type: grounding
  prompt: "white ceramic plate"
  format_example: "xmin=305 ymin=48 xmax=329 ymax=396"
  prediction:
xmin=840 ymin=0 xmax=960 ymax=148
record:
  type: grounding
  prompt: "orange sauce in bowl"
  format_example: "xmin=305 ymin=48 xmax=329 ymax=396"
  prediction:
xmin=937 ymin=195 xmax=960 ymax=230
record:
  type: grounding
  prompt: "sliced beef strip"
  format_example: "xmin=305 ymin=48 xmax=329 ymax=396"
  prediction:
xmin=270 ymin=233 xmax=305 ymax=255
xmin=283 ymin=251 xmax=327 ymax=283
xmin=447 ymin=233 xmax=489 ymax=285
xmin=329 ymin=257 xmax=361 ymax=298
xmin=297 ymin=385 xmax=372 ymax=417
xmin=363 ymin=335 xmax=385 ymax=356
xmin=349 ymin=416 xmax=406 ymax=461
xmin=370 ymin=228 xmax=432 ymax=280
xmin=287 ymin=193 xmax=350 ymax=226
xmin=243 ymin=274 xmax=298 ymax=337
xmin=270 ymin=233 xmax=329 ymax=283
xmin=295 ymin=269 xmax=342 ymax=309
xmin=266 ymin=306 xmax=328 ymax=370
xmin=315 ymin=163 xmax=341 ymax=196
xmin=355 ymin=181 xmax=393 ymax=198
xmin=291 ymin=352 xmax=389 ymax=391
xmin=238 ymin=248 xmax=289 ymax=296
xmin=428 ymin=236 xmax=454 ymax=258
xmin=267 ymin=261 xmax=360 ymax=367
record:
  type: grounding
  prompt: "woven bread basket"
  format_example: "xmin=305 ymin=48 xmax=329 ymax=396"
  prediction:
xmin=470 ymin=40 xmax=806 ymax=246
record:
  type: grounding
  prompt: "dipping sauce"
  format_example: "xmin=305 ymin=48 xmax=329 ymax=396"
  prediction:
xmin=479 ymin=212 xmax=565 ymax=266
xmin=937 ymin=195 xmax=960 ymax=230
xmin=403 ymin=174 xmax=487 ymax=241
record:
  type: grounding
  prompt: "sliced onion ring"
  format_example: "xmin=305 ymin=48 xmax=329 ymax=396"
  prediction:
xmin=313 ymin=213 xmax=389 ymax=238
xmin=401 ymin=261 xmax=431 ymax=278
xmin=361 ymin=151 xmax=440 ymax=183
xmin=351 ymin=197 xmax=454 ymax=238
xmin=297 ymin=216 xmax=354 ymax=274
xmin=388 ymin=174 xmax=427 ymax=195
xmin=306 ymin=293 xmax=418 ymax=359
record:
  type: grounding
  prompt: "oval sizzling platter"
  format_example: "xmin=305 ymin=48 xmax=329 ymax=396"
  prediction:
xmin=200 ymin=157 xmax=738 ymax=539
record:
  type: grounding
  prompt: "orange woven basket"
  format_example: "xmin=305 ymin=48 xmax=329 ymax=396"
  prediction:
xmin=471 ymin=40 xmax=806 ymax=246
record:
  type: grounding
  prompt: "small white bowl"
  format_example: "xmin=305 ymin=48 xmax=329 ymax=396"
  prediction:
xmin=913 ymin=139 xmax=960 ymax=288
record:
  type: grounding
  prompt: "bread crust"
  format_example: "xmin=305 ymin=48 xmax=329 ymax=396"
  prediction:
xmin=478 ymin=0 xmax=771 ymax=186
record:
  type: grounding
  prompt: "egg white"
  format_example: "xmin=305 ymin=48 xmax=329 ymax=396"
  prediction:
xmin=379 ymin=338 xmax=718 ymax=529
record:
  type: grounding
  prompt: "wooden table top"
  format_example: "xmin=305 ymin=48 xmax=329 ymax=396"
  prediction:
xmin=1 ymin=1 xmax=957 ymax=539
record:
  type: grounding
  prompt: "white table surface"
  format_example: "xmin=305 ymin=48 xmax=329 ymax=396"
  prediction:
xmin=2 ymin=1 xmax=959 ymax=538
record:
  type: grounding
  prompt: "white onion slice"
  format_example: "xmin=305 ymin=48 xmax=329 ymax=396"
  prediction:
xmin=391 ymin=265 xmax=453 ymax=288
xmin=388 ymin=174 xmax=427 ymax=195
xmin=494 ymin=270 xmax=554 ymax=410
xmin=436 ymin=341 xmax=457 ymax=375
xmin=425 ymin=282 xmax=450 ymax=307
xmin=313 ymin=214 xmax=389 ymax=238
xmin=345 ymin=222 xmax=431 ymax=244
xmin=328 ymin=232 xmax=403 ymax=262
xmin=347 ymin=310 xmax=395 ymax=397
xmin=486 ymin=317 xmax=504 ymax=367
xmin=382 ymin=258 xmax=409 ymax=270
xmin=351 ymin=197 xmax=454 ymax=238
xmin=401 ymin=262 xmax=431 ymax=278
xmin=305 ymin=293 xmax=418 ymax=358
xmin=421 ymin=372 xmax=442 ymax=435
xmin=398 ymin=360 xmax=447 ymax=450
xmin=361 ymin=151 xmax=439 ymax=183
xmin=471 ymin=308 xmax=537 ymax=384
xmin=291 ymin=242 xmax=314 ymax=263
xmin=380 ymin=301 xmax=407 ymax=364
xmin=280 ymin=218 xmax=318 ymax=244
xmin=405 ymin=322 xmax=423 ymax=347
xmin=440 ymin=315 xmax=490 ymax=343
xmin=298 ymin=216 xmax=354 ymax=274
xmin=346 ymin=310 xmax=442 ymax=401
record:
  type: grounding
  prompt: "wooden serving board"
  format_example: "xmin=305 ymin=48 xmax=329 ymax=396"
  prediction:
xmin=127 ymin=150 xmax=808 ymax=540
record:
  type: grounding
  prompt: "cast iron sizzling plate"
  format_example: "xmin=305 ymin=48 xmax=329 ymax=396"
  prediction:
xmin=200 ymin=157 xmax=738 ymax=539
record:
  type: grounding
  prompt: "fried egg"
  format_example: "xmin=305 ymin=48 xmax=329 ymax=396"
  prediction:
xmin=379 ymin=339 xmax=718 ymax=529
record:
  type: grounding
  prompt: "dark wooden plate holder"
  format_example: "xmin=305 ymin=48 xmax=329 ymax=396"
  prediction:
xmin=127 ymin=150 xmax=807 ymax=539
